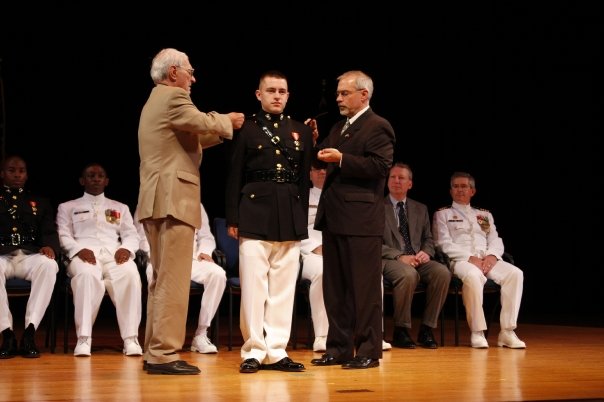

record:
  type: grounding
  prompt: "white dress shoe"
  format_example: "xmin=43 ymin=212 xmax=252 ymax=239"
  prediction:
xmin=74 ymin=337 xmax=91 ymax=356
xmin=313 ymin=336 xmax=327 ymax=353
xmin=498 ymin=330 xmax=526 ymax=349
xmin=123 ymin=337 xmax=143 ymax=356
xmin=471 ymin=331 xmax=489 ymax=348
xmin=382 ymin=340 xmax=392 ymax=351
xmin=191 ymin=334 xmax=218 ymax=354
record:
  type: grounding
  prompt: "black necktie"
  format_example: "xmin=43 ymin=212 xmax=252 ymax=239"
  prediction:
xmin=397 ymin=201 xmax=414 ymax=255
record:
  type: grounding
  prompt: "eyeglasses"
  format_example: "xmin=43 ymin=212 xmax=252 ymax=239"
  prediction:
xmin=452 ymin=184 xmax=472 ymax=190
xmin=176 ymin=66 xmax=195 ymax=76
xmin=335 ymin=89 xmax=363 ymax=98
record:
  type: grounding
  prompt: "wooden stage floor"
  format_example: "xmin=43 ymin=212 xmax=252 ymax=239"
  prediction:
xmin=1 ymin=311 xmax=603 ymax=402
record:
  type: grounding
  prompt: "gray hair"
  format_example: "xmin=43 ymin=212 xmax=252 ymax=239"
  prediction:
xmin=450 ymin=171 xmax=476 ymax=189
xmin=150 ymin=48 xmax=189 ymax=84
xmin=338 ymin=70 xmax=374 ymax=100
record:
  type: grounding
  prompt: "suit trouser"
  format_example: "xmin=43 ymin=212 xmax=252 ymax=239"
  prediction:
xmin=146 ymin=259 xmax=226 ymax=336
xmin=68 ymin=249 xmax=141 ymax=340
xmin=382 ymin=259 xmax=451 ymax=330
xmin=452 ymin=260 xmax=523 ymax=332
xmin=322 ymin=231 xmax=383 ymax=361
xmin=239 ymin=237 xmax=299 ymax=364
xmin=0 ymin=251 xmax=58 ymax=332
xmin=300 ymin=252 xmax=329 ymax=338
xmin=143 ymin=218 xmax=194 ymax=364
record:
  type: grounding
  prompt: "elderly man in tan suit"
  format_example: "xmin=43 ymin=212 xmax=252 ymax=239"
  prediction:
xmin=137 ymin=48 xmax=244 ymax=375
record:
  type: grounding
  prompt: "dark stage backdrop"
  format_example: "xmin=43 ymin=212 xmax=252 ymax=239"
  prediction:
xmin=1 ymin=3 xmax=601 ymax=325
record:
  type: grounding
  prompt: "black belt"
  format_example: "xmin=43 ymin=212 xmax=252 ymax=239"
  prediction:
xmin=246 ymin=169 xmax=299 ymax=183
xmin=0 ymin=233 xmax=37 ymax=246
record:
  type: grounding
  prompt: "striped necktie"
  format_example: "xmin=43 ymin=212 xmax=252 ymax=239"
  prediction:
xmin=340 ymin=119 xmax=350 ymax=135
xmin=397 ymin=201 xmax=414 ymax=255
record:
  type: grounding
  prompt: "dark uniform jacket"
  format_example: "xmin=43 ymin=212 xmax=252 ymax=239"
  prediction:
xmin=0 ymin=187 xmax=60 ymax=256
xmin=225 ymin=112 xmax=313 ymax=241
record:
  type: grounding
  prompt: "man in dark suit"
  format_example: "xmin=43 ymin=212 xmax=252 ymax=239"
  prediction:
xmin=382 ymin=163 xmax=450 ymax=349
xmin=0 ymin=155 xmax=59 ymax=359
xmin=311 ymin=70 xmax=395 ymax=369
xmin=225 ymin=70 xmax=313 ymax=374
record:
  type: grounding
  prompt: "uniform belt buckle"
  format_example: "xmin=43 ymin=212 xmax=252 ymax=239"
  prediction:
xmin=274 ymin=170 xmax=286 ymax=183
xmin=10 ymin=233 xmax=21 ymax=246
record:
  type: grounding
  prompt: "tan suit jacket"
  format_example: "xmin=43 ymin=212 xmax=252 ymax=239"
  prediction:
xmin=137 ymin=84 xmax=233 ymax=228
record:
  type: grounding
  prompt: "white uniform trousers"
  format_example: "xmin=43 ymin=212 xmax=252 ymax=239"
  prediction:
xmin=239 ymin=238 xmax=299 ymax=364
xmin=452 ymin=259 xmax=523 ymax=332
xmin=0 ymin=251 xmax=58 ymax=332
xmin=68 ymin=249 xmax=142 ymax=339
xmin=300 ymin=252 xmax=328 ymax=337
xmin=145 ymin=260 xmax=226 ymax=335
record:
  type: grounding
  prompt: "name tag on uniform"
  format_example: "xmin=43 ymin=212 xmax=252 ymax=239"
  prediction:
xmin=448 ymin=219 xmax=463 ymax=222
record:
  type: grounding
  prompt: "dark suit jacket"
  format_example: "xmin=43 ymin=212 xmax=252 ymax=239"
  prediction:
xmin=315 ymin=108 xmax=395 ymax=236
xmin=0 ymin=189 xmax=60 ymax=256
xmin=225 ymin=113 xmax=313 ymax=241
xmin=382 ymin=196 xmax=436 ymax=261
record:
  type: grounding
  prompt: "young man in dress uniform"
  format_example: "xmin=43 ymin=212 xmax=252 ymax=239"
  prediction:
xmin=432 ymin=171 xmax=526 ymax=349
xmin=0 ymin=155 xmax=59 ymax=359
xmin=225 ymin=70 xmax=313 ymax=373
xmin=56 ymin=163 xmax=143 ymax=357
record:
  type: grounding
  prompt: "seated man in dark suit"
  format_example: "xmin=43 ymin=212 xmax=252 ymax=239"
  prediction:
xmin=382 ymin=163 xmax=450 ymax=349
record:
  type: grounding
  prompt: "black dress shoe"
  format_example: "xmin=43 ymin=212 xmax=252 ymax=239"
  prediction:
xmin=311 ymin=353 xmax=343 ymax=366
xmin=392 ymin=327 xmax=416 ymax=349
xmin=0 ymin=330 xmax=18 ymax=359
xmin=146 ymin=360 xmax=201 ymax=375
xmin=19 ymin=335 xmax=40 ymax=358
xmin=417 ymin=326 xmax=438 ymax=349
xmin=342 ymin=356 xmax=379 ymax=369
xmin=261 ymin=357 xmax=305 ymax=372
xmin=239 ymin=358 xmax=261 ymax=373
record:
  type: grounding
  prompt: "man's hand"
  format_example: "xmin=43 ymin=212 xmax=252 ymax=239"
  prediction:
xmin=227 ymin=226 xmax=239 ymax=240
xmin=229 ymin=112 xmax=245 ymax=130
xmin=77 ymin=248 xmax=96 ymax=265
xmin=196 ymin=253 xmax=213 ymax=262
xmin=39 ymin=246 xmax=55 ymax=260
xmin=114 ymin=248 xmax=130 ymax=265
xmin=304 ymin=118 xmax=319 ymax=144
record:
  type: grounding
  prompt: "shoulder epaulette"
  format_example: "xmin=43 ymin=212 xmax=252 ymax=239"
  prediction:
xmin=475 ymin=207 xmax=490 ymax=212
xmin=436 ymin=205 xmax=451 ymax=211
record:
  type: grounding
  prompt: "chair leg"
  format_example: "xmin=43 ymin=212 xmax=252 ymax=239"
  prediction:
xmin=50 ymin=293 xmax=56 ymax=353
xmin=454 ymin=289 xmax=460 ymax=346
xmin=440 ymin=309 xmax=445 ymax=347
xmin=64 ymin=287 xmax=69 ymax=354
xmin=291 ymin=293 xmax=298 ymax=350
xmin=228 ymin=289 xmax=233 ymax=351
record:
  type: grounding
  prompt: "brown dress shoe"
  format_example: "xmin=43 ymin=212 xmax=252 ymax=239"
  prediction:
xmin=146 ymin=360 xmax=200 ymax=375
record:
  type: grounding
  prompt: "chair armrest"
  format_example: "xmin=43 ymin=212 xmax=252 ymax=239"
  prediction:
xmin=213 ymin=249 xmax=227 ymax=269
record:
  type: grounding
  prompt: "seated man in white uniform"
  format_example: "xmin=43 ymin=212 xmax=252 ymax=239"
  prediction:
xmin=56 ymin=163 xmax=143 ymax=357
xmin=134 ymin=202 xmax=226 ymax=354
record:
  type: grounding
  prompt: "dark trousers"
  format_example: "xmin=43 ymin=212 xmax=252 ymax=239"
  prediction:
xmin=322 ymin=230 xmax=383 ymax=360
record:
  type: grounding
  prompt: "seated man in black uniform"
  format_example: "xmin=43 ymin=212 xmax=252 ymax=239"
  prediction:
xmin=0 ymin=155 xmax=59 ymax=358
